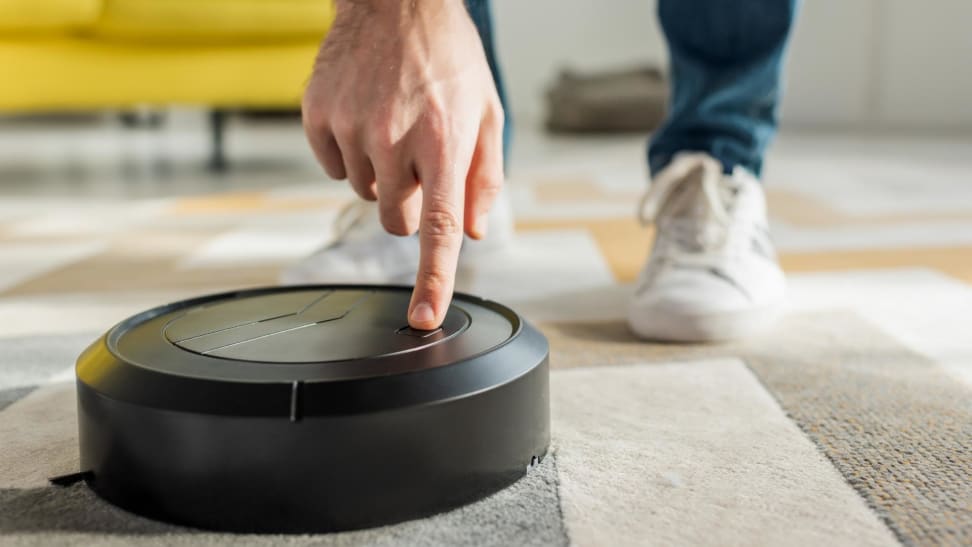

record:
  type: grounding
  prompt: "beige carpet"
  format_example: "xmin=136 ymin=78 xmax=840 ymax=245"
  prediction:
xmin=2 ymin=309 xmax=969 ymax=545
xmin=1 ymin=130 xmax=971 ymax=545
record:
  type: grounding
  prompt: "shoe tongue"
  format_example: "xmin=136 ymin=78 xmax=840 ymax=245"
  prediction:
xmin=662 ymin=171 xmax=734 ymax=222
xmin=657 ymin=170 xmax=740 ymax=252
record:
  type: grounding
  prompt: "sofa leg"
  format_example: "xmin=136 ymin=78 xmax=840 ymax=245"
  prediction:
xmin=209 ymin=109 xmax=228 ymax=172
xmin=119 ymin=109 xmax=165 ymax=129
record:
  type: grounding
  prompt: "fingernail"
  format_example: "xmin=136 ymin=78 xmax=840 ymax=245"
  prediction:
xmin=410 ymin=302 xmax=435 ymax=324
xmin=474 ymin=214 xmax=489 ymax=238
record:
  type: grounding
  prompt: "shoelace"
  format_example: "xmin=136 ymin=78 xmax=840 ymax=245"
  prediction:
xmin=332 ymin=200 xmax=372 ymax=241
xmin=637 ymin=154 xmax=744 ymax=265
xmin=638 ymin=153 xmax=729 ymax=228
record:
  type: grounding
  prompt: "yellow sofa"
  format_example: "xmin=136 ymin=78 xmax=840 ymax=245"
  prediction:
xmin=0 ymin=0 xmax=335 ymax=111
xmin=0 ymin=0 xmax=335 ymax=168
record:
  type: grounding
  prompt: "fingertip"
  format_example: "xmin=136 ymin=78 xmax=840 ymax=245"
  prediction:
xmin=326 ymin=166 xmax=348 ymax=181
xmin=408 ymin=301 xmax=440 ymax=330
xmin=466 ymin=213 xmax=488 ymax=240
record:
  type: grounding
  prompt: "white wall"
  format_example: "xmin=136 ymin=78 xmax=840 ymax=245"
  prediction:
xmin=491 ymin=0 xmax=664 ymax=122
xmin=781 ymin=0 xmax=879 ymax=127
xmin=491 ymin=0 xmax=972 ymax=130
xmin=877 ymin=0 xmax=972 ymax=128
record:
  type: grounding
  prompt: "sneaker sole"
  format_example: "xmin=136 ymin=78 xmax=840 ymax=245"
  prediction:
xmin=627 ymin=301 xmax=784 ymax=343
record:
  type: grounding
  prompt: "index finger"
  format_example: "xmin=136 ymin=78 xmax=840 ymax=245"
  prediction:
xmin=407 ymin=160 xmax=466 ymax=330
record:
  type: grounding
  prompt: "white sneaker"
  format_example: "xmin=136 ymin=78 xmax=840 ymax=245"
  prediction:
xmin=279 ymin=190 xmax=515 ymax=285
xmin=628 ymin=153 xmax=785 ymax=342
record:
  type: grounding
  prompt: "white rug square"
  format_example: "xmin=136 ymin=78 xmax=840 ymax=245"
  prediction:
xmin=551 ymin=360 xmax=898 ymax=546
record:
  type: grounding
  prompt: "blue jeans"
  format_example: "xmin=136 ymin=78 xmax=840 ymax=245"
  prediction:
xmin=466 ymin=0 xmax=799 ymax=177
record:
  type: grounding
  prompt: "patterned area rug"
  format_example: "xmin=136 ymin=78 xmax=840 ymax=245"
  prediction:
xmin=1 ymin=129 xmax=971 ymax=545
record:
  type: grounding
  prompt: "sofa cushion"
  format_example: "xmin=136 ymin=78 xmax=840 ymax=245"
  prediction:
xmin=0 ymin=0 xmax=102 ymax=32
xmin=92 ymin=0 xmax=334 ymax=43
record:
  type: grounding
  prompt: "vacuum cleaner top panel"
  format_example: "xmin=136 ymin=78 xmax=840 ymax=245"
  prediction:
xmin=164 ymin=288 xmax=474 ymax=363
xmin=98 ymin=286 xmax=519 ymax=383
xmin=79 ymin=285 xmax=545 ymax=419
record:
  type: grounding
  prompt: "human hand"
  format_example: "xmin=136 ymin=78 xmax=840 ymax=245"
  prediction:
xmin=303 ymin=0 xmax=504 ymax=329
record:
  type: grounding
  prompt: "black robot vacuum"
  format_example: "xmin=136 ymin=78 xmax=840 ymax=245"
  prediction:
xmin=74 ymin=285 xmax=549 ymax=532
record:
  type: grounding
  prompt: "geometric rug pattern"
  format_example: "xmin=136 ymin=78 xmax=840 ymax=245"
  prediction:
xmin=1 ymin=128 xmax=970 ymax=545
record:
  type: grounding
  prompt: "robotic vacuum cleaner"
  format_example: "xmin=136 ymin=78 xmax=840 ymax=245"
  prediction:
xmin=75 ymin=285 xmax=549 ymax=532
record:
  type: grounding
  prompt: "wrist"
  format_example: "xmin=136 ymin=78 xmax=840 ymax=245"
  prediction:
xmin=335 ymin=0 xmax=459 ymax=20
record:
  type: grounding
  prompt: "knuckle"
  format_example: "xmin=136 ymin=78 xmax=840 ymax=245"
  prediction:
xmin=302 ymin=101 xmax=327 ymax=133
xmin=485 ymin=102 xmax=505 ymax=132
xmin=478 ymin=175 xmax=504 ymax=196
xmin=424 ymin=95 xmax=448 ymax=116
xmin=422 ymin=207 xmax=462 ymax=239
xmin=417 ymin=267 xmax=450 ymax=292
xmin=329 ymin=114 xmax=357 ymax=141
xmin=422 ymin=105 xmax=450 ymax=138
xmin=368 ymin=122 xmax=399 ymax=156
